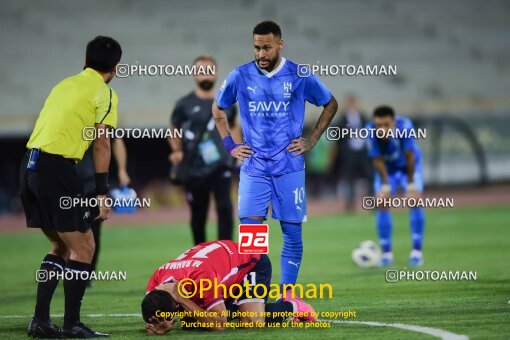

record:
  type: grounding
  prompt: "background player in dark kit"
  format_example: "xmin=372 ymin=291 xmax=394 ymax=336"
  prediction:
xmin=331 ymin=94 xmax=372 ymax=211
xmin=168 ymin=56 xmax=238 ymax=245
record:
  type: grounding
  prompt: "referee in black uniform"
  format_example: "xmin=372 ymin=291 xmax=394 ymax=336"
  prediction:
xmin=168 ymin=56 xmax=237 ymax=245
xmin=19 ymin=36 xmax=121 ymax=338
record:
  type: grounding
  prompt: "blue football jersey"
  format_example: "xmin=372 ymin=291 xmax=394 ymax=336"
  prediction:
xmin=366 ymin=116 xmax=421 ymax=174
xmin=216 ymin=58 xmax=332 ymax=175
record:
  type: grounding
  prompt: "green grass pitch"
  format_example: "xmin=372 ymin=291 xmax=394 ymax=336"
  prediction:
xmin=0 ymin=205 xmax=509 ymax=339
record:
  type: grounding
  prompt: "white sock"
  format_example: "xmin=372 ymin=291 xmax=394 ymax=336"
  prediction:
xmin=382 ymin=252 xmax=394 ymax=260
xmin=410 ymin=249 xmax=422 ymax=258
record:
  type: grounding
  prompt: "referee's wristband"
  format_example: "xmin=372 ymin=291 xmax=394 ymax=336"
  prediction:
xmin=95 ymin=173 xmax=110 ymax=195
xmin=222 ymin=135 xmax=240 ymax=155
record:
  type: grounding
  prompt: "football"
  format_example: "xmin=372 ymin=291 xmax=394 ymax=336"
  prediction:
xmin=352 ymin=240 xmax=382 ymax=268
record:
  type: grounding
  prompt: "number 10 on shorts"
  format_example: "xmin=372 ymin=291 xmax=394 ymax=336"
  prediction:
xmin=238 ymin=224 xmax=269 ymax=254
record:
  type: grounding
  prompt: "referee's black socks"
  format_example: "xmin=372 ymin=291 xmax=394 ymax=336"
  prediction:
xmin=63 ymin=260 xmax=92 ymax=329
xmin=34 ymin=254 xmax=66 ymax=322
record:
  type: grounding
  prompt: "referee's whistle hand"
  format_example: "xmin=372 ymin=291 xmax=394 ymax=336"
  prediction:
xmin=94 ymin=194 xmax=111 ymax=221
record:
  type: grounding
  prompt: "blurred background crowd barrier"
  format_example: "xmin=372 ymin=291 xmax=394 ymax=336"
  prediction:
xmin=0 ymin=0 xmax=509 ymax=215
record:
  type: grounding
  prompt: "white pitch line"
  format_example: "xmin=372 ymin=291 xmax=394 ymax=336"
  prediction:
xmin=323 ymin=319 xmax=469 ymax=340
xmin=0 ymin=314 xmax=469 ymax=339
xmin=0 ymin=314 xmax=141 ymax=318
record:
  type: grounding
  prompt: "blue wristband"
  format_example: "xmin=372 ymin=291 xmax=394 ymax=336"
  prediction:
xmin=222 ymin=135 xmax=238 ymax=154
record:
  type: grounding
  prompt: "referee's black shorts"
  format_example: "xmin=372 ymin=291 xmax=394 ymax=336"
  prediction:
xmin=19 ymin=150 xmax=90 ymax=232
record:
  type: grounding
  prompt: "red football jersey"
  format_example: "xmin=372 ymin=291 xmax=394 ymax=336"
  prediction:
xmin=146 ymin=240 xmax=260 ymax=310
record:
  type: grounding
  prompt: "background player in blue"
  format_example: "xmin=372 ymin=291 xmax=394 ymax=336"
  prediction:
xmin=212 ymin=21 xmax=338 ymax=289
xmin=366 ymin=106 xmax=426 ymax=267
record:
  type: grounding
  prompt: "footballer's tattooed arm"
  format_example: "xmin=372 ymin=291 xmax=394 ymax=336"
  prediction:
xmin=287 ymin=96 xmax=338 ymax=156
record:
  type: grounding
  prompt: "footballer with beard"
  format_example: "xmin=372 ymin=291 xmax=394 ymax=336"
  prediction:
xmin=212 ymin=21 xmax=338 ymax=290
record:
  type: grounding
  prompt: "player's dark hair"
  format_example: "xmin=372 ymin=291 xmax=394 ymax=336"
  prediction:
xmin=373 ymin=105 xmax=395 ymax=119
xmin=141 ymin=290 xmax=177 ymax=323
xmin=85 ymin=36 xmax=122 ymax=73
xmin=193 ymin=55 xmax=217 ymax=66
xmin=253 ymin=21 xmax=282 ymax=38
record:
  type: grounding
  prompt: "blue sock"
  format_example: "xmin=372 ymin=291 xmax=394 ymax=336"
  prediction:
xmin=240 ymin=217 xmax=263 ymax=224
xmin=410 ymin=208 xmax=425 ymax=251
xmin=376 ymin=210 xmax=393 ymax=253
xmin=280 ymin=221 xmax=303 ymax=287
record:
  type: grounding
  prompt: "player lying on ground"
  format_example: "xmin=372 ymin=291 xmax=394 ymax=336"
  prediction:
xmin=366 ymin=105 xmax=426 ymax=266
xmin=141 ymin=240 xmax=317 ymax=334
xmin=212 ymin=20 xmax=338 ymax=293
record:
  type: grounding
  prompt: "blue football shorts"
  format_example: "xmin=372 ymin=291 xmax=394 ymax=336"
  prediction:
xmin=373 ymin=161 xmax=424 ymax=195
xmin=238 ymin=169 xmax=307 ymax=223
